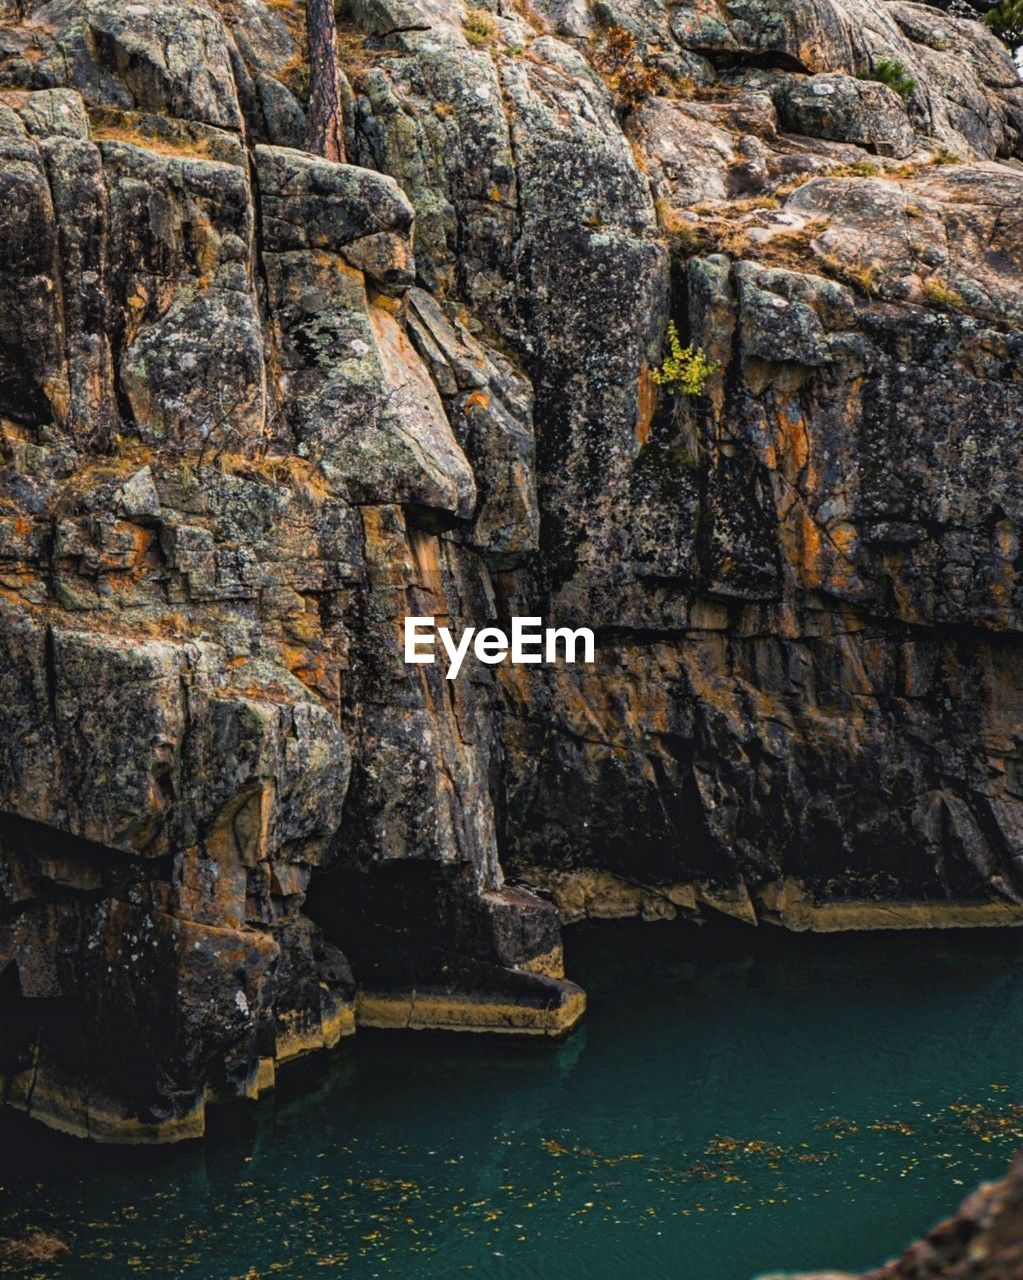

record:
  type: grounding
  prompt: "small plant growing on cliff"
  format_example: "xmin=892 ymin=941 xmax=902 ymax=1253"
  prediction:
xmin=922 ymin=277 xmax=965 ymax=309
xmin=591 ymin=25 xmax=664 ymax=116
xmin=829 ymin=158 xmax=880 ymax=178
xmin=986 ymin=0 xmax=1023 ymax=50
xmin=820 ymin=252 xmax=881 ymax=297
xmin=651 ymin=322 xmax=718 ymax=396
xmin=859 ymin=57 xmax=916 ymax=101
xmin=464 ymin=6 xmax=498 ymax=46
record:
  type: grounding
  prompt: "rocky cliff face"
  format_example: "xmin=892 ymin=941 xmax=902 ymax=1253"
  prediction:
xmin=0 ymin=0 xmax=1021 ymax=1140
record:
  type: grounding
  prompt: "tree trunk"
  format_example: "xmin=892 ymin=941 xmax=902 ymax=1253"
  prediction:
xmin=305 ymin=0 xmax=347 ymax=163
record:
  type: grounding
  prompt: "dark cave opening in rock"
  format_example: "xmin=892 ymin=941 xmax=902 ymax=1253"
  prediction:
xmin=303 ymin=860 xmax=586 ymax=1035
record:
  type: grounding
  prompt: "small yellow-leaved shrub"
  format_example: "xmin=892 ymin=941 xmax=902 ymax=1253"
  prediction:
xmin=651 ymin=322 xmax=718 ymax=396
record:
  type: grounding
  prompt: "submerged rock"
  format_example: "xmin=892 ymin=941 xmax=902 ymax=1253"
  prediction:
xmin=764 ymin=1149 xmax=1023 ymax=1278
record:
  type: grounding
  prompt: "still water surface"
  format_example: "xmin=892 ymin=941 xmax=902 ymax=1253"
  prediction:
xmin=2 ymin=923 xmax=1023 ymax=1279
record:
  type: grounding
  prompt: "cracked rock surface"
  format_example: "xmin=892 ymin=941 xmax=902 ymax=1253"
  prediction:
xmin=0 ymin=0 xmax=1021 ymax=1138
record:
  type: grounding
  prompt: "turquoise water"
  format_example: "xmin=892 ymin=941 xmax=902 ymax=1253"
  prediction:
xmin=3 ymin=923 xmax=1023 ymax=1279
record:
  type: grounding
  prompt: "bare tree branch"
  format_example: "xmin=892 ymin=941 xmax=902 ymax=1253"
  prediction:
xmin=305 ymin=0 xmax=347 ymax=163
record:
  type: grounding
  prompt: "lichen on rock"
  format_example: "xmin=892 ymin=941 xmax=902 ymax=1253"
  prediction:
xmin=0 ymin=0 xmax=1021 ymax=1143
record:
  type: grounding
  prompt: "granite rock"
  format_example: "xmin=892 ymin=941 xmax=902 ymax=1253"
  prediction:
xmin=0 ymin=0 xmax=1021 ymax=1139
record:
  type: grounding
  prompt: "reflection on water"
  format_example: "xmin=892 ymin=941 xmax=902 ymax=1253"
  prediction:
xmin=2 ymin=922 xmax=1023 ymax=1279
